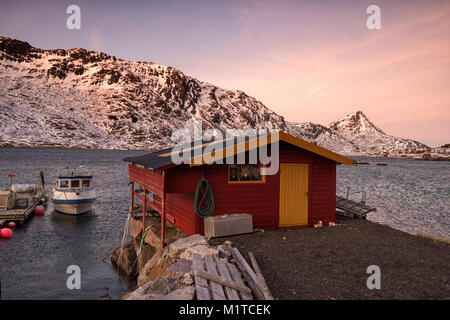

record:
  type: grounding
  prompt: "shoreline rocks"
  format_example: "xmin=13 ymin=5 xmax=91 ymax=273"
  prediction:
xmin=111 ymin=241 xmax=137 ymax=277
xmin=117 ymin=233 xmax=223 ymax=300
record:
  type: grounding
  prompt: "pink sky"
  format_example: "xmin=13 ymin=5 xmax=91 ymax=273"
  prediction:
xmin=181 ymin=1 xmax=450 ymax=147
xmin=1 ymin=0 xmax=449 ymax=146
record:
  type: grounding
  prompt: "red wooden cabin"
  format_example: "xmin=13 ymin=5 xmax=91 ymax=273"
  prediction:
xmin=124 ymin=131 xmax=353 ymax=247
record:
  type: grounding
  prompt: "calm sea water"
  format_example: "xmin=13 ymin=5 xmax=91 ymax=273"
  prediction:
xmin=0 ymin=147 xmax=146 ymax=300
xmin=0 ymin=148 xmax=448 ymax=299
xmin=337 ymin=157 xmax=450 ymax=240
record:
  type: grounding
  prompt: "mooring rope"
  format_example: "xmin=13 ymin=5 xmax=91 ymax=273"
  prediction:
xmin=117 ymin=211 xmax=132 ymax=263
xmin=130 ymin=226 xmax=150 ymax=276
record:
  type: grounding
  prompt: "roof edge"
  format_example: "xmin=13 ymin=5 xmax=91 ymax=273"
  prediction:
xmin=278 ymin=131 xmax=354 ymax=165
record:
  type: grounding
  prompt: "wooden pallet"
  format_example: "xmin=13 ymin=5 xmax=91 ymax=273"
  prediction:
xmin=336 ymin=195 xmax=376 ymax=219
xmin=192 ymin=253 xmax=253 ymax=300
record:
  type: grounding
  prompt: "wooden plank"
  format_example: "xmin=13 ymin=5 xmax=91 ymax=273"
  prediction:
xmin=215 ymin=258 xmax=240 ymax=300
xmin=226 ymin=262 xmax=253 ymax=300
xmin=230 ymin=247 xmax=265 ymax=300
xmin=194 ymin=269 xmax=252 ymax=296
xmin=204 ymin=256 xmax=226 ymax=300
xmin=192 ymin=253 xmax=211 ymax=300
xmin=248 ymin=252 xmax=274 ymax=300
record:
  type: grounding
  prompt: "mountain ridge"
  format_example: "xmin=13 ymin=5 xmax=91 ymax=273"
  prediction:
xmin=0 ymin=36 xmax=430 ymax=155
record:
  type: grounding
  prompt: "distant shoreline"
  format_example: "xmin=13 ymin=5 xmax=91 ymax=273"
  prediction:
xmin=1 ymin=145 xmax=449 ymax=161
xmin=0 ymin=145 xmax=153 ymax=152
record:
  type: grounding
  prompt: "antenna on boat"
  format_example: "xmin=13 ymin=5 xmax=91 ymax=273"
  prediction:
xmin=8 ymin=173 xmax=15 ymax=188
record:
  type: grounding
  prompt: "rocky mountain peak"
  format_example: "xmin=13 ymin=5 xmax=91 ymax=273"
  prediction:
xmin=329 ymin=110 xmax=385 ymax=136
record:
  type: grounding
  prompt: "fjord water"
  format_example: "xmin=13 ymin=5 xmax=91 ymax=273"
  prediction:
xmin=337 ymin=157 xmax=449 ymax=240
xmin=0 ymin=147 xmax=146 ymax=300
xmin=0 ymin=148 xmax=448 ymax=299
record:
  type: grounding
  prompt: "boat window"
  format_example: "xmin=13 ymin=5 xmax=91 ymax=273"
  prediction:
xmin=71 ymin=180 xmax=80 ymax=188
xmin=82 ymin=180 xmax=90 ymax=188
xmin=59 ymin=180 xmax=69 ymax=188
xmin=228 ymin=164 xmax=265 ymax=183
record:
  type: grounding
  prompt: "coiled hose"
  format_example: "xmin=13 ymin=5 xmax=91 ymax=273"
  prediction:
xmin=194 ymin=177 xmax=215 ymax=218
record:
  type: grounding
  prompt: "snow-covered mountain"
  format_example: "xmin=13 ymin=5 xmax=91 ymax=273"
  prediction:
xmin=0 ymin=36 xmax=430 ymax=155
xmin=287 ymin=111 xmax=430 ymax=155
xmin=0 ymin=36 xmax=286 ymax=149
xmin=287 ymin=121 xmax=360 ymax=155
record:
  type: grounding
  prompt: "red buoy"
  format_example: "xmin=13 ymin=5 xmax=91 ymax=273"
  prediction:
xmin=1 ymin=228 xmax=13 ymax=239
xmin=34 ymin=205 xmax=45 ymax=215
xmin=8 ymin=222 xmax=16 ymax=228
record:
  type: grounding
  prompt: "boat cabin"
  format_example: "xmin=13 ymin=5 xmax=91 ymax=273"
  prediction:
xmin=55 ymin=177 xmax=92 ymax=190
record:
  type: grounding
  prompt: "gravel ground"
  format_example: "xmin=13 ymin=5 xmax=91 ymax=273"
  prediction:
xmin=210 ymin=217 xmax=450 ymax=300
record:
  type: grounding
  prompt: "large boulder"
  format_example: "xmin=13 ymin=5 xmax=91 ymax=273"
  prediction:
xmin=163 ymin=259 xmax=192 ymax=279
xmin=129 ymin=217 xmax=160 ymax=248
xmin=137 ymin=248 xmax=173 ymax=287
xmin=145 ymin=287 xmax=195 ymax=300
xmin=111 ymin=241 xmax=137 ymax=277
xmin=128 ymin=275 xmax=195 ymax=300
xmin=180 ymin=244 xmax=219 ymax=260
xmin=163 ymin=258 xmax=194 ymax=285
xmin=132 ymin=233 xmax=159 ymax=273
xmin=168 ymin=234 xmax=208 ymax=259
xmin=129 ymin=286 xmax=195 ymax=300
xmin=129 ymin=217 xmax=143 ymax=238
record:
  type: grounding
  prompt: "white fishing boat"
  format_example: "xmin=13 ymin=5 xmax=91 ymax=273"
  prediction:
xmin=51 ymin=167 xmax=96 ymax=215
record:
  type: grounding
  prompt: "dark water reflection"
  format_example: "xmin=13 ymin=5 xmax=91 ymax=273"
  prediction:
xmin=0 ymin=147 xmax=146 ymax=300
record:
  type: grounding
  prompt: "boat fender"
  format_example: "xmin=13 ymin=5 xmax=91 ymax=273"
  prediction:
xmin=0 ymin=228 xmax=13 ymax=239
xmin=34 ymin=205 xmax=45 ymax=215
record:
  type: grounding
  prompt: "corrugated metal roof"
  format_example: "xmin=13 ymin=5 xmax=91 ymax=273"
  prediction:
xmin=123 ymin=131 xmax=354 ymax=169
xmin=123 ymin=135 xmax=260 ymax=170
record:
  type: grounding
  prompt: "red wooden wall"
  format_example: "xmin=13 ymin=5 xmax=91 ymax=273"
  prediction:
xmin=128 ymin=141 xmax=337 ymax=235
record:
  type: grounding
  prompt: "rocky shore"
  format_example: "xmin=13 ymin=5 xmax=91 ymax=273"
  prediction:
xmin=111 ymin=216 xmax=235 ymax=300
xmin=111 ymin=215 xmax=450 ymax=300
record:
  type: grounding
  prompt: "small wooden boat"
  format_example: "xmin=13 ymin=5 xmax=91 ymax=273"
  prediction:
xmin=51 ymin=167 xmax=96 ymax=215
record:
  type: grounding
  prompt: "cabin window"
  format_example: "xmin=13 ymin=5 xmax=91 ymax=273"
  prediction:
xmin=82 ymin=180 xmax=90 ymax=188
xmin=71 ymin=180 xmax=80 ymax=188
xmin=59 ymin=180 xmax=69 ymax=188
xmin=228 ymin=164 xmax=265 ymax=183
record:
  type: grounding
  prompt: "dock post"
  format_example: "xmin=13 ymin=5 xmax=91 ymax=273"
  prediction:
xmin=142 ymin=188 xmax=147 ymax=236
xmin=161 ymin=171 xmax=166 ymax=248
xmin=130 ymin=182 xmax=134 ymax=217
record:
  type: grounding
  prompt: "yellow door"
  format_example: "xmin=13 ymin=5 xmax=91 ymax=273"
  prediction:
xmin=279 ymin=163 xmax=309 ymax=227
